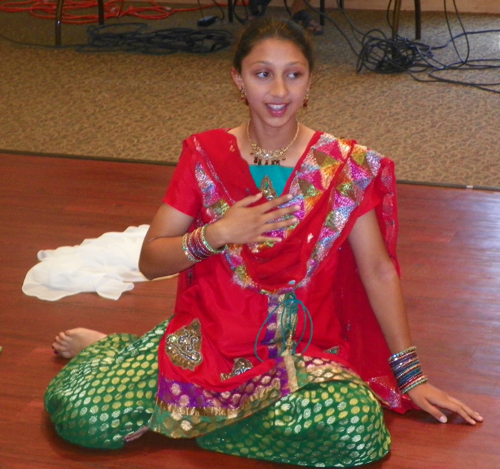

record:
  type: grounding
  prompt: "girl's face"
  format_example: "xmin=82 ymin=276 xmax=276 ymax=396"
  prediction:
xmin=232 ymin=38 xmax=312 ymax=130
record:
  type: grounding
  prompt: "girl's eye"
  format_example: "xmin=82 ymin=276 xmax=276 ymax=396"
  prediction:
xmin=289 ymin=71 xmax=302 ymax=79
xmin=256 ymin=71 xmax=270 ymax=78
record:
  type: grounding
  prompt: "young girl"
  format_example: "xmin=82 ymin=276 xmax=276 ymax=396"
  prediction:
xmin=47 ymin=17 xmax=482 ymax=467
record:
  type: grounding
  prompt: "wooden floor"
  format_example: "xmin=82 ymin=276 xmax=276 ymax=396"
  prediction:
xmin=1 ymin=153 xmax=499 ymax=468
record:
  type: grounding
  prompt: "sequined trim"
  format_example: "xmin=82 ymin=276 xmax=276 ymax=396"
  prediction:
xmin=259 ymin=294 xmax=286 ymax=359
xmin=191 ymin=134 xmax=384 ymax=296
xmin=194 ymin=162 xmax=231 ymax=221
xmin=324 ymin=346 xmax=340 ymax=354
xmin=223 ymin=135 xmax=383 ymax=295
xmin=220 ymin=358 xmax=254 ymax=381
xmin=259 ymin=175 xmax=278 ymax=200
xmin=165 ymin=319 xmax=203 ymax=371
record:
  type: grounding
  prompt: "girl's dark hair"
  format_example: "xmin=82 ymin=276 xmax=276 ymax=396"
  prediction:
xmin=233 ymin=17 xmax=315 ymax=73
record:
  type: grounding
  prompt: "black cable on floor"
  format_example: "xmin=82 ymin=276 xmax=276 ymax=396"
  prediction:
xmin=0 ymin=3 xmax=233 ymax=54
xmin=78 ymin=23 xmax=233 ymax=54
xmin=303 ymin=0 xmax=500 ymax=94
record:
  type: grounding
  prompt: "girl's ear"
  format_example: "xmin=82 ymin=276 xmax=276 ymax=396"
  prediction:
xmin=231 ymin=68 xmax=243 ymax=89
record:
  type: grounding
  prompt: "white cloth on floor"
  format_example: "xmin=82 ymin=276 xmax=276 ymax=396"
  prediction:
xmin=22 ymin=225 xmax=150 ymax=301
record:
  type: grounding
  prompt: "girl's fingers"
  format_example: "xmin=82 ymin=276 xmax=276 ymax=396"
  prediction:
xmin=265 ymin=217 xmax=298 ymax=231
xmin=408 ymin=384 xmax=483 ymax=426
xmin=260 ymin=193 xmax=294 ymax=210
xmin=442 ymin=397 xmax=483 ymax=424
xmin=234 ymin=193 xmax=292 ymax=210
xmin=418 ymin=393 xmax=483 ymax=425
xmin=233 ymin=192 xmax=264 ymax=208
xmin=263 ymin=211 xmax=299 ymax=226
xmin=419 ymin=402 xmax=448 ymax=424
xmin=222 ymin=193 xmax=299 ymax=244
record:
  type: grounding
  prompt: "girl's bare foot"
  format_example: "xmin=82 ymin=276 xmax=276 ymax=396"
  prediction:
xmin=52 ymin=328 xmax=107 ymax=359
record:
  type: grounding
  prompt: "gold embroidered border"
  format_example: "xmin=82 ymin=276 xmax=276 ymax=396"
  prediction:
xmin=150 ymin=379 xmax=282 ymax=438
xmin=150 ymin=355 xmax=372 ymax=439
xmin=153 ymin=376 xmax=282 ymax=418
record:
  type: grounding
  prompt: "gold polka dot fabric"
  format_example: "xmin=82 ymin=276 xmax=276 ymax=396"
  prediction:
xmin=45 ymin=323 xmax=390 ymax=466
xmin=196 ymin=380 xmax=391 ymax=467
xmin=44 ymin=321 xmax=167 ymax=449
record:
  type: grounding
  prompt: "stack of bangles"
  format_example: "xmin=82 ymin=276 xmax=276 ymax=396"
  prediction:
xmin=182 ymin=225 xmax=225 ymax=262
xmin=389 ymin=346 xmax=429 ymax=394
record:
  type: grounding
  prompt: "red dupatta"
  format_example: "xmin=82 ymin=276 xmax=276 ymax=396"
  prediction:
xmin=194 ymin=131 xmax=396 ymax=295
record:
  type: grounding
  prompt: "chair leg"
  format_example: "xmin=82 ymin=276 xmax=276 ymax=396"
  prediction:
xmin=98 ymin=0 xmax=105 ymax=25
xmin=392 ymin=0 xmax=421 ymax=40
xmin=414 ymin=0 xmax=422 ymax=39
xmin=320 ymin=0 xmax=344 ymax=27
xmin=55 ymin=0 xmax=64 ymax=46
xmin=56 ymin=0 xmax=104 ymax=46
xmin=391 ymin=0 xmax=402 ymax=39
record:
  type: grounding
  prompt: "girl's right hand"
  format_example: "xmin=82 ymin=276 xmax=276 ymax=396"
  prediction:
xmin=206 ymin=193 xmax=300 ymax=248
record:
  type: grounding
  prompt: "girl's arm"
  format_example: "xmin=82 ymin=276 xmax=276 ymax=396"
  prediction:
xmin=348 ymin=209 xmax=483 ymax=425
xmin=139 ymin=193 xmax=300 ymax=280
xmin=139 ymin=203 xmax=195 ymax=279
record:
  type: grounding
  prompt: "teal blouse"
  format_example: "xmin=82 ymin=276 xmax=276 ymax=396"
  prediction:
xmin=249 ymin=165 xmax=294 ymax=197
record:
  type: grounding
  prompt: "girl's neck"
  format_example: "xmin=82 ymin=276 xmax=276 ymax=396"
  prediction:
xmin=247 ymin=119 xmax=299 ymax=151
xmin=229 ymin=124 xmax=317 ymax=169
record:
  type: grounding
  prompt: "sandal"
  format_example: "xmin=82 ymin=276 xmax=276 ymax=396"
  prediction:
xmin=292 ymin=9 xmax=324 ymax=36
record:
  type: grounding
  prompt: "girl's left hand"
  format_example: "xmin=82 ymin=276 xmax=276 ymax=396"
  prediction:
xmin=407 ymin=382 xmax=483 ymax=425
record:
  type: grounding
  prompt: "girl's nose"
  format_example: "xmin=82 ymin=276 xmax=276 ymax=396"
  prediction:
xmin=271 ymin=78 xmax=287 ymax=97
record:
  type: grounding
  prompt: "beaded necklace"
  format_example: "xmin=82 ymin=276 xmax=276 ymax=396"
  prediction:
xmin=247 ymin=119 xmax=300 ymax=166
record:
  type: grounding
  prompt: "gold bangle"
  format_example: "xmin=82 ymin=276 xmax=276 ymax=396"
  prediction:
xmin=200 ymin=225 xmax=225 ymax=254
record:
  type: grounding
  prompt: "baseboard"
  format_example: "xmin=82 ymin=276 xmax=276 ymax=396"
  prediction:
xmin=167 ymin=0 xmax=500 ymax=15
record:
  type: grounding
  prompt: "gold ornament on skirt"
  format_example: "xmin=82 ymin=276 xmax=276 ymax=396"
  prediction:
xmin=165 ymin=319 xmax=203 ymax=370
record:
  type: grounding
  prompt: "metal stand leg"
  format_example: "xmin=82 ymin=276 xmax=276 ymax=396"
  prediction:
xmin=98 ymin=0 xmax=105 ymax=25
xmin=392 ymin=0 xmax=402 ymax=40
xmin=55 ymin=0 xmax=64 ymax=47
xmin=319 ymin=0 xmax=344 ymax=28
xmin=393 ymin=0 xmax=422 ymax=40
xmin=55 ymin=0 xmax=105 ymax=46
xmin=316 ymin=0 xmax=419 ymax=41
xmin=414 ymin=0 xmax=422 ymax=39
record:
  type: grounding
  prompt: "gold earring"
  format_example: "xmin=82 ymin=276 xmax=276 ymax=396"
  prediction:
xmin=303 ymin=90 xmax=310 ymax=108
xmin=240 ymin=87 xmax=248 ymax=105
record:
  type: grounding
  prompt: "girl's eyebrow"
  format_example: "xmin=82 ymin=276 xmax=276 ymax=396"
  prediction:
xmin=249 ymin=60 xmax=305 ymax=67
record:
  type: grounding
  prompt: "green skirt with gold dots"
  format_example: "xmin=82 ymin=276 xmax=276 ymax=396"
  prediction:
xmin=45 ymin=320 xmax=391 ymax=467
